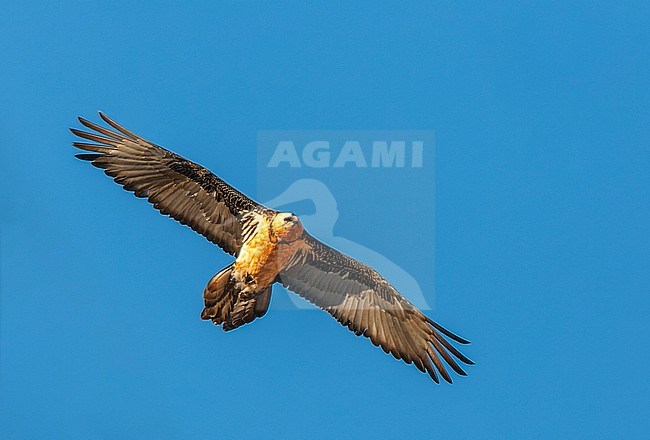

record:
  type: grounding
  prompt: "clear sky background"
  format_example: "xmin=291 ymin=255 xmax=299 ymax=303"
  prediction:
xmin=1 ymin=2 xmax=648 ymax=439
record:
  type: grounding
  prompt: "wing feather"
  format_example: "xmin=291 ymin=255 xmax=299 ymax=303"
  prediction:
xmin=72 ymin=112 xmax=268 ymax=255
xmin=278 ymin=233 xmax=473 ymax=383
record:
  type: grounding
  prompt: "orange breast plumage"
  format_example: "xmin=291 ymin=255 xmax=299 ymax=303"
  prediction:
xmin=233 ymin=216 xmax=305 ymax=288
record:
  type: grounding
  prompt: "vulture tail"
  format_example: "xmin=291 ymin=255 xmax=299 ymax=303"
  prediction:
xmin=200 ymin=263 xmax=272 ymax=331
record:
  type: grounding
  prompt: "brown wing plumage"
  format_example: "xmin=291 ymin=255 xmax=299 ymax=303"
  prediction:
xmin=278 ymin=233 xmax=473 ymax=383
xmin=72 ymin=112 xmax=266 ymax=255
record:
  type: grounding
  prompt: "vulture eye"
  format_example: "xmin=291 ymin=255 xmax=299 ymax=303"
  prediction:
xmin=284 ymin=216 xmax=294 ymax=223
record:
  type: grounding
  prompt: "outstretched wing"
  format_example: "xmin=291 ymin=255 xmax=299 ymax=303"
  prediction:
xmin=278 ymin=233 xmax=473 ymax=383
xmin=72 ymin=112 xmax=267 ymax=255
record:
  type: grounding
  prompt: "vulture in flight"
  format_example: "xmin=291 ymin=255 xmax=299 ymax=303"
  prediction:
xmin=71 ymin=113 xmax=473 ymax=383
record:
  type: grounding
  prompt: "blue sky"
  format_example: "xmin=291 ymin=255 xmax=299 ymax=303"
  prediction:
xmin=1 ymin=2 xmax=648 ymax=438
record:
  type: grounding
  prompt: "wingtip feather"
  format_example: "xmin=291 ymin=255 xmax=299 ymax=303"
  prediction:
xmin=427 ymin=366 xmax=440 ymax=384
xmin=75 ymin=153 xmax=101 ymax=161
xmin=427 ymin=317 xmax=471 ymax=344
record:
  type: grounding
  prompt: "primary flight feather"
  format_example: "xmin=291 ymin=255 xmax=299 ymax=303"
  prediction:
xmin=72 ymin=112 xmax=473 ymax=383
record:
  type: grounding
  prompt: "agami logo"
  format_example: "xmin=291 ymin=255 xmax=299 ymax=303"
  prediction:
xmin=266 ymin=140 xmax=424 ymax=168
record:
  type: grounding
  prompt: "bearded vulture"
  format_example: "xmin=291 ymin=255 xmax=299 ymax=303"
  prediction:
xmin=71 ymin=112 xmax=473 ymax=383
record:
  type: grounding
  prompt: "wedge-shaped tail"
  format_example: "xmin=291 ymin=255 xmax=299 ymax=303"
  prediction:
xmin=201 ymin=264 xmax=272 ymax=331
